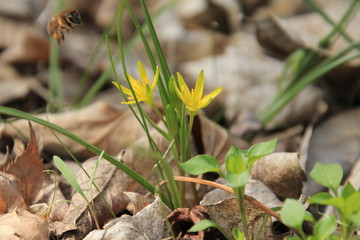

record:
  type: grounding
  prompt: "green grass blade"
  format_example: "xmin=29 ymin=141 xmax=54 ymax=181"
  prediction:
xmin=259 ymin=48 xmax=360 ymax=124
xmin=140 ymin=0 xmax=172 ymax=81
xmin=0 ymin=106 xmax=162 ymax=199
xmin=53 ymin=156 xmax=87 ymax=200
xmin=304 ymin=0 xmax=358 ymax=46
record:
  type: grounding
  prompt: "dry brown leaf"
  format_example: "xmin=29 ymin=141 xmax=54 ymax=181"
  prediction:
xmin=201 ymin=179 xmax=286 ymax=239
xmin=3 ymin=122 xmax=44 ymax=206
xmin=303 ymin=109 xmax=360 ymax=196
xmin=0 ymin=0 xmax=47 ymax=19
xmin=176 ymin=0 xmax=241 ymax=33
xmin=251 ymin=152 xmax=307 ymax=200
xmin=256 ymin=3 xmax=360 ymax=66
xmin=33 ymin=175 xmax=69 ymax=221
xmin=0 ymin=172 xmax=27 ymax=213
xmin=202 ymin=179 xmax=283 ymax=211
xmin=201 ymin=197 xmax=274 ymax=239
xmin=0 ymin=102 xmax=146 ymax=159
xmin=0 ymin=28 xmax=49 ymax=65
xmin=167 ymin=206 xmax=209 ymax=240
xmin=55 ymin=156 xmax=133 ymax=239
xmin=254 ymin=0 xmax=306 ymax=20
xmin=123 ymin=192 xmax=149 ymax=215
xmin=0 ymin=16 xmax=29 ymax=48
xmin=83 ymin=197 xmax=171 ymax=240
xmin=0 ymin=208 xmax=49 ymax=240
xmin=195 ymin=115 xmax=245 ymax=164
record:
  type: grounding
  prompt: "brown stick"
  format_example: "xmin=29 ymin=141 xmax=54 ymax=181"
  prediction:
xmin=159 ymin=176 xmax=281 ymax=221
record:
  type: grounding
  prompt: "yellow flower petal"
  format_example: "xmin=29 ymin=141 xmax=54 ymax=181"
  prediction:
xmin=137 ymin=61 xmax=148 ymax=86
xmin=176 ymin=72 xmax=191 ymax=97
xmin=174 ymin=71 xmax=223 ymax=116
xmin=114 ymin=61 xmax=159 ymax=105
xmin=151 ymin=66 xmax=159 ymax=90
xmin=194 ymin=70 xmax=204 ymax=101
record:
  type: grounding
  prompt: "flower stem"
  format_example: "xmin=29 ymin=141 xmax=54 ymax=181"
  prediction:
xmin=186 ymin=113 xmax=196 ymax=151
xmin=236 ymin=188 xmax=250 ymax=240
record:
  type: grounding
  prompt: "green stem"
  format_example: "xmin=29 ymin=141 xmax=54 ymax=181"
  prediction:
xmin=150 ymin=104 xmax=167 ymax=125
xmin=186 ymin=113 xmax=195 ymax=152
xmin=236 ymin=188 xmax=250 ymax=240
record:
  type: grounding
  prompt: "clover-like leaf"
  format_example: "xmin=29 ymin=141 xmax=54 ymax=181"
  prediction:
xmin=281 ymin=199 xmax=305 ymax=232
xmin=310 ymin=163 xmax=343 ymax=195
xmin=180 ymin=155 xmax=221 ymax=176
xmin=247 ymin=138 xmax=277 ymax=169
xmin=226 ymin=171 xmax=249 ymax=189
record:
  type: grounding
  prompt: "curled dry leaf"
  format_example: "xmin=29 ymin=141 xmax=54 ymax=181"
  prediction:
xmin=83 ymin=197 xmax=171 ymax=240
xmin=0 ymin=172 xmax=27 ymax=213
xmin=251 ymin=152 xmax=307 ymax=200
xmin=167 ymin=206 xmax=209 ymax=240
xmin=3 ymin=122 xmax=44 ymax=206
xmin=0 ymin=208 xmax=49 ymax=240
xmin=303 ymin=109 xmax=360 ymax=196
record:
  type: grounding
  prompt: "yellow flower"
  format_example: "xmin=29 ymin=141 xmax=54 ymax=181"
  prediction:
xmin=113 ymin=61 xmax=159 ymax=105
xmin=174 ymin=70 xmax=223 ymax=116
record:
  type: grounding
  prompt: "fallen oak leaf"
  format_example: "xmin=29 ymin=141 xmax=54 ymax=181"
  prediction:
xmin=3 ymin=121 xmax=44 ymax=206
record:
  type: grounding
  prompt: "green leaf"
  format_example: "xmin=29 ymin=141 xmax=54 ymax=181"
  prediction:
xmin=350 ymin=214 xmax=360 ymax=226
xmin=285 ymin=236 xmax=302 ymax=240
xmin=309 ymin=192 xmax=345 ymax=211
xmin=304 ymin=211 xmax=316 ymax=223
xmin=341 ymin=182 xmax=356 ymax=199
xmin=180 ymin=155 xmax=221 ymax=175
xmin=188 ymin=219 xmax=220 ymax=232
xmin=344 ymin=191 xmax=360 ymax=215
xmin=188 ymin=219 xmax=230 ymax=239
xmin=226 ymin=171 xmax=249 ymax=189
xmin=310 ymin=163 xmax=343 ymax=194
xmin=314 ymin=215 xmax=337 ymax=240
xmin=53 ymin=156 xmax=86 ymax=200
xmin=308 ymin=192 xmax=333 ymax=204
xmin=225 ymin=146 xmax=246 ymax=174
xmin=232 ymin=228 xmax=244 ymax=240
xmin=281 ymin=199 xmax=305 ymax=231
xmin=247 ymin=138 xmax=277 ymax=169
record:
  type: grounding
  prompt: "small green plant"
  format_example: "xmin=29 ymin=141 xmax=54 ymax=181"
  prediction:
xmin=182 ymin=138 xmax=277 ymax=240
xmin=281 ymin=162 xmax=360 ymax=240
xmin=258 ymin=0 xmax=360 ymax=124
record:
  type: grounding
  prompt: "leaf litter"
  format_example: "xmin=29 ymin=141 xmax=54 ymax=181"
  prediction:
xmin=0 ymin=0 xmax=360 ymax=239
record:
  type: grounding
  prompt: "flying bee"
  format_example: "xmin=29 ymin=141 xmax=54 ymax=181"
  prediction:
xmin=47 ymin=10 xmax=82 ymax=45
